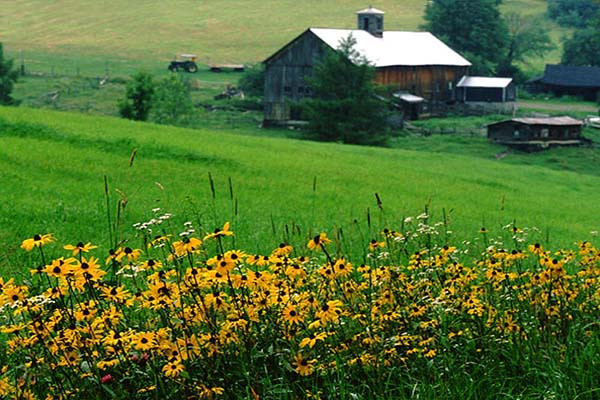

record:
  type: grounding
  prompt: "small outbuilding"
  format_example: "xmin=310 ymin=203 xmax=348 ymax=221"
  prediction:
xmin=526 ymin=64 xmax=600 ymax=101
xmin=487 ymin=116 xmax=585 ymax=150
xmin=456 ymin=76 xmax=516 ymax=103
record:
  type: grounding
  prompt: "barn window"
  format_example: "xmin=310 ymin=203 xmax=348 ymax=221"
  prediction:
xmin=448 ymin=81 xmax=453 ymax=91
xmin=377 ymin=18 xmax=382 ymax=30
xmin=363 ymin=17 xmax=369 ymax=31
xmin=513 ymin=130 xmax=520 ymax=138
xmin=284 ymin=86 xmax=292 ymax=95
xmin=541 ymin=128 xmax=549 ymax=138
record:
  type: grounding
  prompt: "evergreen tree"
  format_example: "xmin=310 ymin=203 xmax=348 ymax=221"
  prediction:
xmin=422 ymin=0 xmax=508 ymax=74
xmin=301 ymin=35 xmax=388 ymax=146
xmin=0 ymin=43 xmax=19 ymax=105
xmin=118 ymin=71 xmax=155 ymax=121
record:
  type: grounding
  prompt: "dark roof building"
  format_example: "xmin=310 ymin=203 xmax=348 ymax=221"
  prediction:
xmin=262 ymin=7 xmax=471 ymax=123
xmin=528 ymin=64 xmax=600 ymax=100
xmin=487 ymin=116 xmax=585 ymax=151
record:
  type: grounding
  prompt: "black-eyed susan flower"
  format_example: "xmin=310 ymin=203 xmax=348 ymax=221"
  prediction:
xmin=162 ymin=361 xmax=185 ymax=378
xmin=282 ymin=304 xmax=304 ymax=325
xmin=293 ymin=353 xmax=316 ymax=376
xmin=307 ymin=233 xmax=331 ymax=250
xmin=133 ymin=332 xmax=156 ymax=351
xmin=63 ymin=241 xmax=98 ymax=256
xmin=203 ymin=222 xmax=234 ymax=241
xmin=20 ymin=233 xmax=54 ymax=251
xmin=101 ymin=285 xmax=130 ymax=303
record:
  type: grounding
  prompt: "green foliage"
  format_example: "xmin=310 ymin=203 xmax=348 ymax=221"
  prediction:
xmin=562 ymin=12 xmax=600 ymax=66
xmin=301 ymin=35 xmax=389 ymax=146
xmin=237 ymin=63 xmax=265 ymax=98
xmin=0 ymin=43 xmax=19 ymax=105
xmin=422 ymin=0 xmax=508 ymax=74
xmin=497 ymin=13 xmax=553 ymax=81
xmin=548 ymin=0 xmax=599 ymax=28
xmin=151 ymin=73 xmax=195 ymax=125
xmin=118 ymin=71 xmax=154 ymax=121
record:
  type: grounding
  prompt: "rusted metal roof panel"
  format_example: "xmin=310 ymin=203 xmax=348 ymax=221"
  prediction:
xmin=489 ymin=116 xmax=583 ymax=127
xmin=511 ymin=116 xmax=583 ymax=126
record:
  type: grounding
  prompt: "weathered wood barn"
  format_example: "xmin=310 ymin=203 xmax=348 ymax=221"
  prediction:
xmin=487 ymin=117 xmax=585 ymax=150
xmin=527 ymin=64 xmax=600 ymax=101
xmin=456 ymin=76 xmax=516 ymax=103
xmin=262 ymin=7 xmax=471 ymax=124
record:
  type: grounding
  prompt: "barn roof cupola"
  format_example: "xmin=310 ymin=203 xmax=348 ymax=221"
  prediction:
xmin=356 ymin=6 xmax=385 ymax=37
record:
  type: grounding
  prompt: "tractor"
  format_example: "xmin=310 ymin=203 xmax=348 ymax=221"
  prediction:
xmin=168 ymin=54 xmax=199 ymax=73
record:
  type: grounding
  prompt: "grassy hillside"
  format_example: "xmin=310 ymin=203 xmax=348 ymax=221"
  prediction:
xmin=1 ymin=0 xmax=562 ymax=77
xmin=1 ymin=106 xmax=599 ymax=274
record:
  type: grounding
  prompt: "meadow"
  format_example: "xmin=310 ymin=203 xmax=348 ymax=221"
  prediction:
xmin=1 ymin=1 xmax=599 ymax=398
xmin=1 ymin=105 xmax=599 ymax=276
xmin=2 ymin=0 xmax=563 ymax=78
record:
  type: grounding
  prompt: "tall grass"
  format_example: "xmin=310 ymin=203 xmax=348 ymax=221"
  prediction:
xmin=1 ymin=106 xmax=599 ymax=274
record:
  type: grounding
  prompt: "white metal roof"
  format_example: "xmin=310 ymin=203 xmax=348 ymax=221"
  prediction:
xmin=457 ymin=76 xmax=512 ymax=88
xmin=356 ymin=7 xmax=385 ymax=14
xmin=393 ymin=92 xmax=425 ymax=103
xmin=310 ymin=28 xmax=471 ymax=67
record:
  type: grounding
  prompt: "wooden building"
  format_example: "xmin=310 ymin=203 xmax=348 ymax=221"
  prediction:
xmin=526 ymin=64 xmax=600 ymax=101
xmin=456 ymin=76 xmax=516 ymax=103
xmin=487 ymin=117 xmax=584 ymax=150
xmin=263 ymin=7 xmax=471 ymax=124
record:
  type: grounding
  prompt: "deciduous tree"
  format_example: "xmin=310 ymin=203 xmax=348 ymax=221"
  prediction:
xmin=422 ymin=0 xmax=508 ymax=74
xmin=152 ymin=74 xmax=195 ymax=125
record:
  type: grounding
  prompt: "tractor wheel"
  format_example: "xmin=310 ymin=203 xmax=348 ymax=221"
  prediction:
xmin=168 ymin=65 xmax=178 ymax=72
xmin=187 ymin=63 xmax=198 ymax=73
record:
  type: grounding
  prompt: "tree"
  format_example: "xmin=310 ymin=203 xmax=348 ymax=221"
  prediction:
xmin=422 ymin=0 xmax=508 ymax=74
xmin=151 ymin=74 xmax=195 ymax=125
xmin=301 ymin=35 xmax=388 ymax=146
xmin=548 ymin=0 xmax=599 ymax=28
xmin=118 ymin=71 xmax=154 ymax=121
xmin=0 ymin=43 xmax=19 ymax=105
xmin=562 ymin=12 xmax=600 ymax=66
xmin=496 ymin=13 xmax=553 ymax=80
xmin=238 ymin=64 xmax=265 ymax=97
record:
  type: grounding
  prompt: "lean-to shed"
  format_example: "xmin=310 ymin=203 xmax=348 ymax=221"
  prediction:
xmin=487 ymin=116 xmax=585 ymax=150
xmin=262 ymin=7 xmax=471 ymax=124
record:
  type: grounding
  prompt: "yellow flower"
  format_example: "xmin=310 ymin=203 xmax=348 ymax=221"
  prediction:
xmin=307 ymin=233 xmax=331 ymax=250
xmin=133 ymin=332 xmax=156 ymax=351
xmin=293 ymin=353 xmax=316 ymax=376
xmin=162 ymin=361 xmax=185 ymax=378
xmin=63 ymin=241 xmax=98 ymax=255
xmin=282 ymin=304 xmax=304 ymax=325
xmin=21 ymin=233 xmax=54 ymax=251
xmin=204 ymin=222 xmax=234 ymax=240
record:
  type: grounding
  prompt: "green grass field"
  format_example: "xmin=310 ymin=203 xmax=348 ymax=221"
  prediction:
xmin=1 ymin=106 xmax=599 ymax=275
xmin=2 ymin=0 xmax=563 ymax=77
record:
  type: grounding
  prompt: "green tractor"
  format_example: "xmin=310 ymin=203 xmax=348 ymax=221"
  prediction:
xmin=168 ymin=54 xmax=199 ymax=73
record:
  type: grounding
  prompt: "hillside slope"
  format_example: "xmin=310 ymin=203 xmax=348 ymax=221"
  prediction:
xmin=1 ymin=106 xmax=598 ymax=270
xmin=1 ymin=0 xmax=556 ymax=71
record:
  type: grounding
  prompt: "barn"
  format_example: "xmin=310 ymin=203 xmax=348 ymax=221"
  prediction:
xmin=456 ymin=76 xmax=516 ymax=103
xmin=487 ymin=116 xmax=585 ymax=150
xmin=262 ymin=7 xmax=471 ymax=124
xmin=526 ymin=64 xmax=600 ymax=101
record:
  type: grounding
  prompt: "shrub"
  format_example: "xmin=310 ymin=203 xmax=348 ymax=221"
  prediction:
xmin=118 ymin=71 xmax=154 ymax=121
